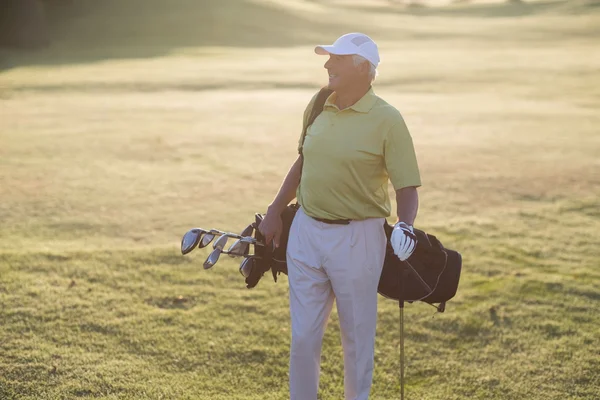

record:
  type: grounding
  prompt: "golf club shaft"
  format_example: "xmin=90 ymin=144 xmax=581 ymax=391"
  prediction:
xmin=205 ymin=229 xmax=265 ymax=246
xmin=400 ymin=304 xmax=405 ymax=400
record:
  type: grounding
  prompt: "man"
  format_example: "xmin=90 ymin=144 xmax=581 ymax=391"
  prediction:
xmin=259 ymin=33 xmax=421 ymax=400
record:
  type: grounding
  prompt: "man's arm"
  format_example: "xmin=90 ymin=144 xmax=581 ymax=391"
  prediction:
xmin=395 ymin=186 xmax=419 ymax=225
xmin=385 ymin=118 xmax=420 ymax=260
xmin=390 ymin=186 xmax=419 ymax=261
xmin=267 ymin=155 xmax=303 ymax=215
xmin=259 ymin=155 xmax=303 ymax=247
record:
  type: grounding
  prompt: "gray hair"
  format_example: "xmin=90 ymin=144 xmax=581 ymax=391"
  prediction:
xmin=352 ymin=54 xmax=378 ymax=82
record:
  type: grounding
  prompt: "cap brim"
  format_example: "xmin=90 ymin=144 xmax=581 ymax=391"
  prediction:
xmin=314 ymin=45 xmax=354 ymax=56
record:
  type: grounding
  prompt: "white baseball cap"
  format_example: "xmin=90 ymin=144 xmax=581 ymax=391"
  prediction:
xmin=315 ymin=33 xmax=380 ymax=68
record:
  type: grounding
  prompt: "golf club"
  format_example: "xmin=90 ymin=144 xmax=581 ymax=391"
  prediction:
xmin=181 ymin=226 xmax=269 ymax=271
xmin=209 ymin=229 xmax=245 ymax=239
xmin=200 ymin=229 xmax=248 ymax=249
xmin=240 ymin=224 xmax=254 ymax=237
xmin=181 ymin=228 xmax=206 ymax=255
xmin=181 ymin=227 xmax=265 ymax=251
xmin=238 ymin=255 xmax=264 ymax=278
xmin=227 ymin=224 xmax=254 ymax=258
xmin=199 ymin=232 xmax=216 ymax=248
xmin=227 ymin=239 xmax=248 ymax=257
xmin=203 ymin=235 xmax=229 ymax=269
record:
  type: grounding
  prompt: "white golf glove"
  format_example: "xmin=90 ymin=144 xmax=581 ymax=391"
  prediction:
xmin=391 ymin=222 xmax=417 ymax=261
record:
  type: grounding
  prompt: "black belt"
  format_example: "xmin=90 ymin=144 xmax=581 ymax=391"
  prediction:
xmin=311 ymin=216 xmax=351 ymax=225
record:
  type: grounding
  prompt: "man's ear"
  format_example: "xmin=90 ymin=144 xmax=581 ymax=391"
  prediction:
xmin=359 ymin=60 xmax=370 ymax=75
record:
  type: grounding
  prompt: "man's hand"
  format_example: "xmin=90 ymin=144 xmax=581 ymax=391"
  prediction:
xmin=391 ymin=221 xmax=417 ymax=261
xmin=258 ymin=209 xmax=283 ymax=248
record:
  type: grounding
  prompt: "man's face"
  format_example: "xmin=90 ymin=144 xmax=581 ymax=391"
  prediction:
xmin=324 ymin=54 xmax=363 ymax=91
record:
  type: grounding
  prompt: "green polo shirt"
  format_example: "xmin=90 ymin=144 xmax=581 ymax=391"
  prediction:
xmin=297 ymin=87 xmax=421 ymax=220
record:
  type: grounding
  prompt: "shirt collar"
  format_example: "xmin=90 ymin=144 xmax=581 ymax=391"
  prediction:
xmin=324 ymin=87 xmax=377 ymax=113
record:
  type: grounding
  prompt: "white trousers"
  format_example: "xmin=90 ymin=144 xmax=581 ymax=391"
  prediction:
xmin=286 ymin=207 xmax=387 ymax=400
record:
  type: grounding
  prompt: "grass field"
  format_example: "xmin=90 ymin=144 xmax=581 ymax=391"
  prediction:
xmin=1 ymin=0 xmax=599 ymax=399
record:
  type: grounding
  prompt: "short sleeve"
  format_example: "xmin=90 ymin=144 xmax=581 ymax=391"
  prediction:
xmin=384 ymin=118 xmax=422 ymax=190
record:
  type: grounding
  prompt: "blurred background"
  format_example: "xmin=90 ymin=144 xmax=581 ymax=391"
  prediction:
xmin=1 ymin=1 xmax=599 ymax=399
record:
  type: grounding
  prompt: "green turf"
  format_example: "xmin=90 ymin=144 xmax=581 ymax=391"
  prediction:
xmin=1 ymin=0 xmax=599 ymax=398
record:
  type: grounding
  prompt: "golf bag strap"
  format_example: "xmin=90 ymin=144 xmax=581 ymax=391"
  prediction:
xmin=298 ymin=87 xmax=334 ymax=157
xmin=245 ymin=88 xmax=331 ymax=288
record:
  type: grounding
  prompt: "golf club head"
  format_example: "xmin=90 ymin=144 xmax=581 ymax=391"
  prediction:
xmin=199 ymin=232 xmax=216 ymax=248
xmin=239 ymin=256 xmax=256 ymax=278
xmin=227 ymin=239 xmax=250 ymax=258
xmin=213 ymin=235 xmax=229 ymax=251
xmin=181 ymin=228 xmax=204 ymax=255
xmin=204 ymin=248 xmax=223 ymax=269
xmin=240 ymin=224 xmax=254 ymax=237
xmin=226 ymin=239 xmax=240 ymax=257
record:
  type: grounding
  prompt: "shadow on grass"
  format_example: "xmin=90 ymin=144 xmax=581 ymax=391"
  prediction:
xmin=0 ymin=0 xmax=339 ymax=70
xmin=145 ymin=295 xmax=207 ymax=310
xmin=3 ymin=0 xmax=597 ymax=71
xmin=346 ymin=0 xmax=590 ymax=18
xmin=4 ymin=75 xmax=451 ymax=94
